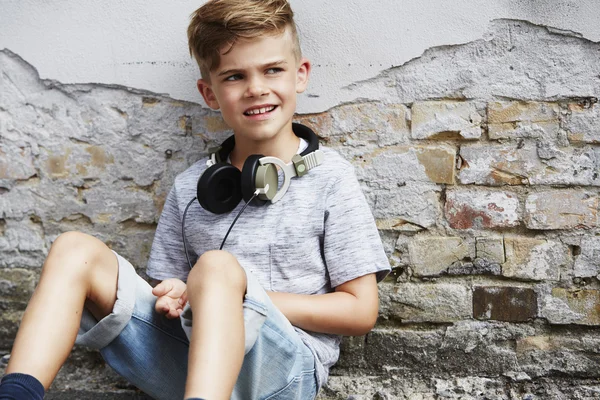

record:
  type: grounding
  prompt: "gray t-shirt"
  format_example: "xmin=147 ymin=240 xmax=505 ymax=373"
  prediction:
xmin=147 ymin=145 xmax=390 ymax=388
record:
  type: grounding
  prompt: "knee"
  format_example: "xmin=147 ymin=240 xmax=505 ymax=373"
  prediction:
xmin=45 ymin=231 xmax=108 ymax=275
xmin=187 ymin=250 xmax=246 ymax=293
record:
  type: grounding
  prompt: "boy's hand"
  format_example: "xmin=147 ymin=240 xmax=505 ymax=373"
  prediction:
xmin=152 ymin=278 xmax=188 ymax=319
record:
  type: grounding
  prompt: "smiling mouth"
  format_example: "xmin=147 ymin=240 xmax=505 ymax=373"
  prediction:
xmin=244 ymin=105 xmax=277 ymax=116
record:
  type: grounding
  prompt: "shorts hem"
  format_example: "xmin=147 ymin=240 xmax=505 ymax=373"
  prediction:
xmin=75 ymin=251 xmax=137 ymax=350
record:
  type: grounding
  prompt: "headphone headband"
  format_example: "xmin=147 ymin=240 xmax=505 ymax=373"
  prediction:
xmin=293 ymin=123 xmax=320 ymax=156
xmin=210 ymin=123 xmax=319 ymax=162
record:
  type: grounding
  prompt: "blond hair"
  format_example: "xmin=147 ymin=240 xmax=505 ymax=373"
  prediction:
xmin=188 ymin=0 xmax=301 ymax=80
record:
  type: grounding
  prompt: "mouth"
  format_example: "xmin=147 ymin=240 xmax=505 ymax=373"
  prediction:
xmin=243 ymin=105 xmax=278 ymax=116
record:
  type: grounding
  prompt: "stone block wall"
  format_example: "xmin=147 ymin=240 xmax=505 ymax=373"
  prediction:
xmin=2 ymin=19 xmax=600 ymax=399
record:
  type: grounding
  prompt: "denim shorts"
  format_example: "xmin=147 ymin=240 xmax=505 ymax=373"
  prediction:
xmin=76 ymin=252 xmax=317 ymax=400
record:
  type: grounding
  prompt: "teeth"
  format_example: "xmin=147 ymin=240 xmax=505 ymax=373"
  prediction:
xmin=246 ymin=106 xmax=275 ymax=115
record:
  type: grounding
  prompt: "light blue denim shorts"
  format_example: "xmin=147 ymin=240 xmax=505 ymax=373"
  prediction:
xmin=76 ymin=252 xmax=317 ymax=400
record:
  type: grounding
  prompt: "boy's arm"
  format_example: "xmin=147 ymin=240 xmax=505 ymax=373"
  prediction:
xmin=266 ymin=273 xmax=379 ymax=336
xmin=267 ymin=160 xmax=389 ymax=336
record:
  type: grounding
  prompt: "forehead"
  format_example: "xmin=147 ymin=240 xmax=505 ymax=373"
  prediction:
xmin=215 ymin=29 xmax=296 ymax=71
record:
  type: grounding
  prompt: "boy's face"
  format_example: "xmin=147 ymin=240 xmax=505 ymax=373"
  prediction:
xmin=197 ymin=28 xmax=310 ymax=145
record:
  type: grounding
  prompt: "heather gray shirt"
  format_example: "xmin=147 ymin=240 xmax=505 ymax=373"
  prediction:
xmin=147 ymin=145 xmax=390 ymax=388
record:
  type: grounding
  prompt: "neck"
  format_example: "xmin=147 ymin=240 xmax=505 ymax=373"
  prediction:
xmin=229 ymin=125 xmax=300 ymax=171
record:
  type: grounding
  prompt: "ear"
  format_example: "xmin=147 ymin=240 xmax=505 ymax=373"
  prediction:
xmin=295 ymin=58 xmax=311 ymax=93
xmin=197 ymin=79 xmax=220 ymax=110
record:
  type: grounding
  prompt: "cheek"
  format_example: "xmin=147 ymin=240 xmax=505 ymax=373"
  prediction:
xmin=217 ymin=92 xmax=239 ymax=110
xmin=276 ymin=79 xmax=298 ymax=98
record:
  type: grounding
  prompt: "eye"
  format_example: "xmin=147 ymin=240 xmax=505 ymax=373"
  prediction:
xmin=225 ymin=73 xmax=243 ymax=81
xmin=266 ymin=67 xmax=283 ymax=75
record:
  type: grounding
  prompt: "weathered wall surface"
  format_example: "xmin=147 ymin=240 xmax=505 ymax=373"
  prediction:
xmin=2 ymin=18 xmax=600 ymax=399
xmin=2 ymin=0 xmax=600 ymax=112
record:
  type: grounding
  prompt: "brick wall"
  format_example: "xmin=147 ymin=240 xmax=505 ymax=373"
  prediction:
xmin=1 ymin=19 xmax=600 ymax=399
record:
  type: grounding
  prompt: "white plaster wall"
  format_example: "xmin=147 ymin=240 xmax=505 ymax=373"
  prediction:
xmin=1 ymin=0 xmax=599 ymax=113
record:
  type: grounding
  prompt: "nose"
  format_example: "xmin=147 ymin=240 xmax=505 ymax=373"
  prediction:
xmin=245 ymin=75 xmax=269 ymax=98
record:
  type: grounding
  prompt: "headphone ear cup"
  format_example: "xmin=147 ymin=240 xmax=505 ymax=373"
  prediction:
xmin=241 ymin=155 xmax=268 ymax=206
xmin=197 ymin=163 xmax=242 ymax=214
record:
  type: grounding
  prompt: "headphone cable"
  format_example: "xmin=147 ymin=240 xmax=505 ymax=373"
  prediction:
xmin=181 ymin=191 xmax=260 ymax=270
xmin=219 ymin=191 xmax=258 ymax=251
xmin=182 ymin=197 xmax=196 ymax=271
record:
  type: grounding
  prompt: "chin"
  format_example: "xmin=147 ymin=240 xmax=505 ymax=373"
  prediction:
xmin=249 ymin=130 xmax=280 ymax=143
xmin=240 ymin=124 xmax=288 ymax=142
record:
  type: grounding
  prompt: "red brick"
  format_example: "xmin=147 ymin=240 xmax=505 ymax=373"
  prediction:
xmin=445 ymin=190 xmax=520 ymax=229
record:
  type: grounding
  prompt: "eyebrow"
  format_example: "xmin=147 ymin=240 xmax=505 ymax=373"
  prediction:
xmin=217 ymin=60 xmax=288 ymax=77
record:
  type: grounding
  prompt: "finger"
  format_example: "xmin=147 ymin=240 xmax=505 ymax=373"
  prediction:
xmin=161 ymin=296 xmax=184 ymax=315
xmin=154 ymin=297 xmax=171 ymax=314
xmin=166 ymin=307 xmax=181 ymax=319
xmin=152 ymin=282 xmax=165 ymax=297
xmin=179 ymin=291 xmax=188 ymax=306
xmin=152 ymin=281 xmax=173 ymax=297
xmin=167 ymin=281 xmax=186 ymax=298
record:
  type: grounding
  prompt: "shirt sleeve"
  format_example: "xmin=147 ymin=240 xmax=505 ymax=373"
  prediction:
xmin=146 ymin=184 xmax=194 ymax=282
xmin=323 ymin=165 xmax=391 ymax=288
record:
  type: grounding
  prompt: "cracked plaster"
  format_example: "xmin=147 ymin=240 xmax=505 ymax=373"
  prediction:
xmin=1 ymin=1 xmax=599 ymax=112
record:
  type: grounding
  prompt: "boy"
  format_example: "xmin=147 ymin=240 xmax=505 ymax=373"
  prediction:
xmin=0 ymin=0 xmax=390 ymax=399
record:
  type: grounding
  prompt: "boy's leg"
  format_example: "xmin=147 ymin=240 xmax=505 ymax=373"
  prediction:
xmin=181 ymin=250 xmax=318 ymax=400
xmin=4 ymin=231 xmax=119 ymax=389
xmin=184 ymin=250 xmax=247 ymax=400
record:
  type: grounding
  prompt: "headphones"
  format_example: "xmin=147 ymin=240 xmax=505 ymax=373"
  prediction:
xmin=196 ymin=123 xmax=324 ymax=214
